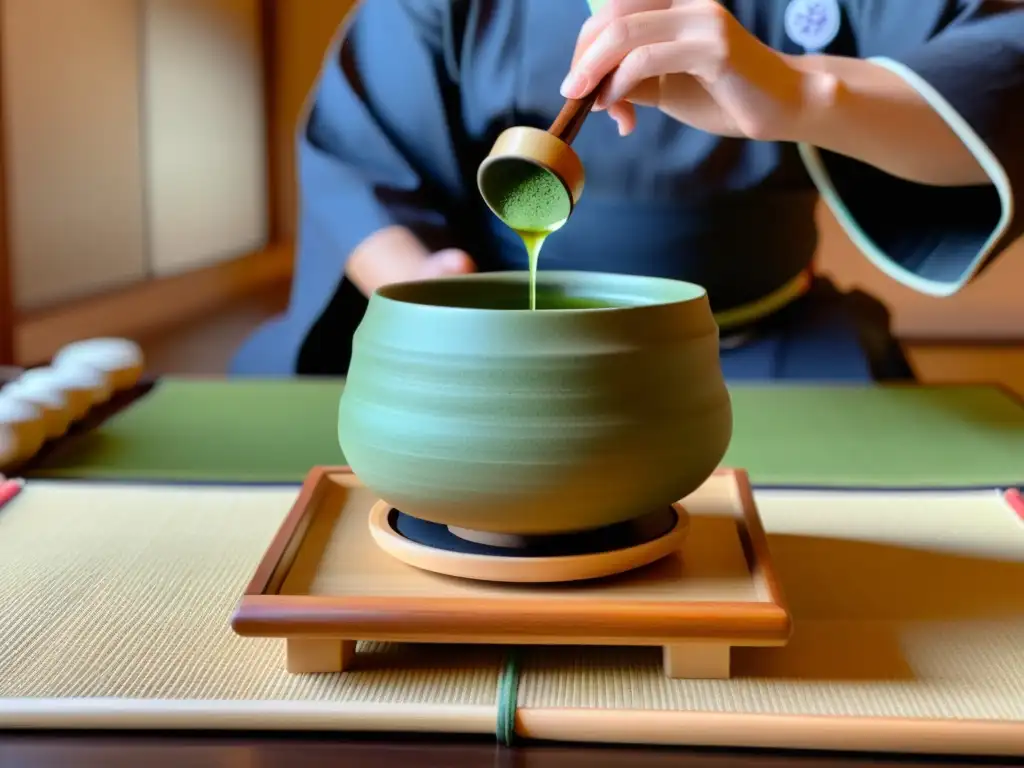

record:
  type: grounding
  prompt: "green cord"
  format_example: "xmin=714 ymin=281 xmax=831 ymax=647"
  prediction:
xmin=495 ymin=649 xmax=522 ymax=746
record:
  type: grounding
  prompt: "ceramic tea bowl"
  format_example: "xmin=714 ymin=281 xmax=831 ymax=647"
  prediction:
xmin=338 ymin=270 xmax=732 ymax=536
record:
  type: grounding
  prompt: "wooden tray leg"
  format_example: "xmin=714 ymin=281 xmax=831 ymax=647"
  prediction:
xmin=662 ymin=642 xmax=730 ymax=679
xmin=285 ymin=639 xmax=357 ymax=674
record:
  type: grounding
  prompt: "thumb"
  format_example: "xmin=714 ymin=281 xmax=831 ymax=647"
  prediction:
xmin=419 ymin=248 xmax=477 ymax=278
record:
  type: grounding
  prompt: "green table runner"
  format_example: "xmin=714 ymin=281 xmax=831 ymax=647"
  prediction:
xmin=725 ymin=384 xmax=1023 ymax=487
xmin=27 ymin=379 xmax=1024 ymax=488
xmin=30 ymin=379 xmax=345 ymax=484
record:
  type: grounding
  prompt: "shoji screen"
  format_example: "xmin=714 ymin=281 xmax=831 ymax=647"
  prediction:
xmin=141 ymin=0 xmax=268 ymax=278
xmin=2 ymin=0 xmax=147 ymax=309
xmin=2 ymin=0 xmax=268 ymax=309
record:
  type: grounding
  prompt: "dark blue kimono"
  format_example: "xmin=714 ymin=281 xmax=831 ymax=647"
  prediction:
xmin=231 ymin=0 xmax=1024 ymax=381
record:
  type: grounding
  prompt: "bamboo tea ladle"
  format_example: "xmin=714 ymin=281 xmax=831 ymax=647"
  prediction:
xmin=477 ymin=75 xmax=611 ymax=223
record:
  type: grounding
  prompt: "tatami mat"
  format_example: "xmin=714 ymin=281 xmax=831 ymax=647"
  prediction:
xmin=520 ymin=489 xmax=1024 ymax=717
xmin=0 ymin=482 xmax=501 ymax=728
xmin=2 ymin=480 xmax=1023 ymax=754
xmin=516 ymin=488 xmax=1024 ymax=753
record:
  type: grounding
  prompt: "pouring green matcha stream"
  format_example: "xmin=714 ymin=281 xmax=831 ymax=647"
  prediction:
xmin=476 ymin=64 xmax=610 ymax=307
xmin=482 ymin=159 xmax=572 ymax=309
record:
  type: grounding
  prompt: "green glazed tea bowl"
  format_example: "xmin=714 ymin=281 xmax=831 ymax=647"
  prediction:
xmin=338 ymin=270 xmax=732 ymax=536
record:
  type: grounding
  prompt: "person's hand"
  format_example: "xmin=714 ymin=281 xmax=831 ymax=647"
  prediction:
xmin=346 ymin=226 xmax=477 ymax=297
xmin=561 ymin=0 xmax=825 ymax=141
xmin=417 ymin=248 xmax=477 ymax=280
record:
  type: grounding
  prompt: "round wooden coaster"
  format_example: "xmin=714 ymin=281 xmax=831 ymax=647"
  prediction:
xmin=368 ymin=502 xmax=689 ymax=584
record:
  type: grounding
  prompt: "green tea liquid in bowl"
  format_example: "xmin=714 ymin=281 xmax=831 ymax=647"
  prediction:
xmin=338 ymin=271 xmax=732 ymax=538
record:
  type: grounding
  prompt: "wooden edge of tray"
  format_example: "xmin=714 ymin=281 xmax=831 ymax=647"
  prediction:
xmin=241 ymin=465 xmax=356 ymax=598
xmin=732 ymin=468 xmax=791 ymax=627
xmin=232 ymin=466 xmax=792 ymax=647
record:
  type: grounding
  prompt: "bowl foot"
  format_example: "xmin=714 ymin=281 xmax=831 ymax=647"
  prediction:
xmin=446 ymin=526 xmax=532 ymax=549
xmin=368 ymin=503 xmax=689 ymax=584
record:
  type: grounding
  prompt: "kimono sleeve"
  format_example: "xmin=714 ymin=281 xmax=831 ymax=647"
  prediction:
xmin=797 ymin=1 xmax=1024 ymax=297
xmin=290 ymin=0 xmax=468 ymax=317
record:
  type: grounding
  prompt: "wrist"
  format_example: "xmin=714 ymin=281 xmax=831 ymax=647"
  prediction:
xmin=781 ymin=54 xmax=846 ymax=146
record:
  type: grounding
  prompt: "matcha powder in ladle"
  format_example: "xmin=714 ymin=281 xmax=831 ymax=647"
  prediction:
xmin=479 ymin=158 xmax=573 ymax=310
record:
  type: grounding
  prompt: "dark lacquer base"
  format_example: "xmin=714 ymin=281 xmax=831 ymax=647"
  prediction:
xmin=389 ymin=506 xmax=680 ymax=559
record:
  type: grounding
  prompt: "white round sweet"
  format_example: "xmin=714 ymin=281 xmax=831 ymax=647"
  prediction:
xmin=0 ymin=393 xmax=46 ymax=462
xmin=2 ymin=378 xmax=73 ymax=438
xmin=0 ymin=395 xmax=40 ymax=423
xmin=19 ymin=366 xmax=100 ymax=420
xmin=51 ymin=360 xmax=114 ymax=406
xmin=54 ymin=337 xmax=144 ymax=391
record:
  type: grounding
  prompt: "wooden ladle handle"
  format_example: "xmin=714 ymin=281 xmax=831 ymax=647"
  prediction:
xmin=547 ymin=74 xmax=612 ymax=145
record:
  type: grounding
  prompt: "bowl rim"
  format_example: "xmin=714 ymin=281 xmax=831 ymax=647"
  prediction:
xmin=373 ymin=270 xmax=709 ymax=314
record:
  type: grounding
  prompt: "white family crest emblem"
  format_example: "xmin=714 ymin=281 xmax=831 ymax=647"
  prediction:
xmin=784 ymin=0 xmax=841 ymax=52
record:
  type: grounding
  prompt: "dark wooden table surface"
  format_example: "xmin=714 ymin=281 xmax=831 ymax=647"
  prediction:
xmin=0 ymin=733 xmax=1017 ymax=768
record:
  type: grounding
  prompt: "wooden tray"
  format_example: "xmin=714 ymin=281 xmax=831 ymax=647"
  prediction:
xmin=231 ymin=467 xmax=792 ymax=679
